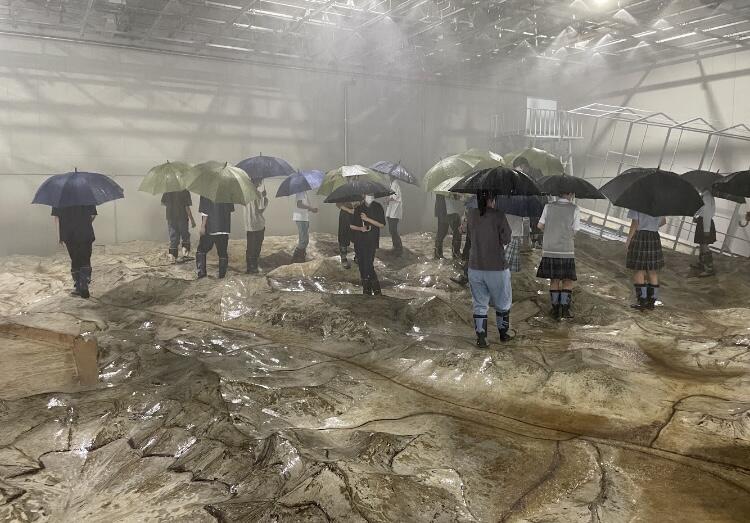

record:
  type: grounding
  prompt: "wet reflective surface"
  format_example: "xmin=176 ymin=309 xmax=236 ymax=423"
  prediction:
xmin=1 ymin=233 xmax=749 ymax=521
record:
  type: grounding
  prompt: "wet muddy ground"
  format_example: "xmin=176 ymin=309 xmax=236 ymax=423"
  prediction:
xmin=1 ymin=232 xmax=749 ymax=522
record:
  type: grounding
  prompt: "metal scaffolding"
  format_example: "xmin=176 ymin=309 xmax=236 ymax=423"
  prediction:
xmin=568 ymin=102 xmax=750 ymax=257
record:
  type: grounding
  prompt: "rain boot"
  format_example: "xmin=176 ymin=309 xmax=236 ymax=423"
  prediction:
xmin=474 ymin=315 xmax=488 ymax=348
xmin=70 ymin=269 xmax=81 ymax=296
xmin=434 ymin=245 xmax=444 ymax=260
xmin=340 ymin=246 xmax=351 ymax=269
xmin=450 ymin=273 xmax=469 ymax=286
xmin=169 ymin=247 xmax=178 ymax=263
xmin=698 ymin=251 xmax=715 ymax=277
xmin=361 ymin=278 xmax=372 ymax=296
xmin=291 ymin=248 xmax=303 ymax=263
xmin=560 ymin=290 xmax=573 ymax=319
xmin=78 ymin=266 xmax=91 ymax=299
xmin=498 ymin=310 xmax=512 ymax=342
xmin=371 ymin=275 xmax=382 ymax=296
xmin=196 ymin=252 xmax=207 ymax=279
xmin=549 ymin=291 xmax=561 ymax=320
xmin=631 ymin=284 xmax=647 ymax=310
xmin=646 ymin=284 xmax=658 ymax=310
xmin=218 ymin=257 xmax=229 ymax=279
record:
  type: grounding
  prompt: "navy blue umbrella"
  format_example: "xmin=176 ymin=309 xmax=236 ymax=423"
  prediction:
xmin=495 ymin=195 xmax=546 ymax=217
xmin=276 ymin=170 xmax=325 ymax=197
xmin=236 ymin=155 xmax=295 ymax=181
xmin=370 ymin=161 xmax=418 ymax=185
xmin=32 ymin=169 xmax=124 ymax=207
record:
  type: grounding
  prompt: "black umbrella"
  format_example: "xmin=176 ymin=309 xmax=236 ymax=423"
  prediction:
xmin=681 ymin=170 xmax=745 ymax=204
xmin=713 ymin=170 xmax=750 ymax=198
xmin=600 ymin=167 xmax=703 ymax=216
xmin=538 ymin=174 xmax=605 ymax=200
xmin=494 ymin=195 xmax=546 ymax=218
xmin=32 ymin=169 xmax=124 ymax=207
xmin=323 ymin=179 xmax=394 ymax=204
xmin=448 ymin=167 xmax=541 ymax=196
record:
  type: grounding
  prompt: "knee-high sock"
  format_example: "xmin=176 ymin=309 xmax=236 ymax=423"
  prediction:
xmin=560 ymin=290 xmax=572 ymax=306
xmin=550 ymin=290 xmax=561 ymax=305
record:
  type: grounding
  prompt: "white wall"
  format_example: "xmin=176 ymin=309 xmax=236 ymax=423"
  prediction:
xmin=0 ymin=35 xmax=506 ymax=256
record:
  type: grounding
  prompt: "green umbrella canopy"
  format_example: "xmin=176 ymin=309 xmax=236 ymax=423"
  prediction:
xmin=138 ymin=161 xmax=194 ymax=195
xmin=184 ymin=161 xmax=260 ymax=204
xmin=504 ymin=147 xmax=564 ymax=177
xmin=431 ymin=175 xmax=466 ymax=196
xmin=423 ymin=154 xmax=502 ymax=192
xmin=317 ymin=165 xmax=383 ymax=197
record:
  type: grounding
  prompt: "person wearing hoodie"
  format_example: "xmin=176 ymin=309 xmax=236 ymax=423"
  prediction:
xmin=466 ymin=191 xmax=513 ymax=347
xmin=350 ymin=194 xmax=386 ymax=295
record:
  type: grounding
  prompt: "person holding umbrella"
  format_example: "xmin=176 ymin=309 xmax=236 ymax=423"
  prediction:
xmin=626 ymin=210 xmax=666 ymax=309
xmin=337 ymin=202 xmax=355 ymax=268
xmin=33 ymin=169 xmax=124 ymax=299
xmin=350 ymin=193 xmax=386 ymax=295
xmin=691 ymin=189 xmax=716 ymax=277
xmin=197 ymin=196 xmax=235 ymax=279
xmin=243 ymin=179 xmax=268 ymax=274
xmin=386 ymin=174 xmax=404 ymax=256
xmin=434 ymin=194 xmax=463 ymax=260
xmin=292 ymin=190 xmax=318 ymax=263
xmin=536 ymin=191 xmax=581 ymax=320
xmin=161 ymin=190 xmax=196 ymax=262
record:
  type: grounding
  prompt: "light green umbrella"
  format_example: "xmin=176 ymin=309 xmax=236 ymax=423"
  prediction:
xmin=184 ymin=161 xmax=260 ymax=204
xmin=138 ymin=161 xmax=194 ymax=195
xmin=431 ymin=176 xmax=466 ymax=196
xmin=317 ymin=164 xmax=383 ymax=196
xmin=462 ymin=148 xmax=505 ymax=163
xmin=504 ymin=147 xmax=564 ymax=177
xmin=423 ymin=154 xmax=502 ymax=192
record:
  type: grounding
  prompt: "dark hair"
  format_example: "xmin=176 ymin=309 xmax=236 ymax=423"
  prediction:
xmin=513 ymin=156 xmax=530 ymax=169
xmin=477 ymin=190 xmax=495 ymax=216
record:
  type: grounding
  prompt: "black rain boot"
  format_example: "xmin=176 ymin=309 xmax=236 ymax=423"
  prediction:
xmin=450 ymin=273 xmax=469 ymax=286
xmin=218 ymin=257 xmax=229 ymax=279
xmin=196 ymin=252 xmax=207 ymax=279
xmin=498 ymin=310 xmax=512 ymax=342
xmin=699 ymin=252 xmax=715 ymax=277
xmin=169 ymin=247 xmax=178 ymax=263
xmin=291 ymin=248 xmax=303 ymax=263
xmin=70 ymin=269 xmax=81 ymax=296
xmin=551 ymin=303 xmax=561 ymax=320
xmin=340 ymin=246 xmax=351 ymax=269
xmin=631 ymin=284 xmax=647 ymax=310
xmin=474 ymin=315 xmax=489 ymax=348
xmin=434 ymin=246 xmax=444 ymax=260
xmin=78 ymin=266 xmax=91 ymax=299
xmin=361 ymin=278 xmax=372 ymax=296
xmin=371 ymin=276 xmax=382 ymax=296
xmin=646 ymin=285 xmax=657 ymax=310
xmin=549 ymin=291 xmax=561 ymax=320
xmin=560 ymin=291 xmax=573 ymax=319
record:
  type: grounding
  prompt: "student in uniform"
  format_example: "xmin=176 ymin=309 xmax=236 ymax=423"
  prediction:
xmin=350 ymin=194 xmax=386 ymax=295
xmin=386 ymin=175 xmax=404 ymax=256
xmin=336 ymin=202 xmax=355 ymax=269
xmin=196 ymin=196 xmax=235 ymax=279
xmin=243 ymin=180 xmax=268 ymax=274
xmin=691 ymin=189 xmax=716 ymax=277
xmin=434 ymin=194 xmax=463 ymax=259
xmin=466 ymin=191 xmax=512 ymax=347
xmin=161 ymin=189 xmax=195 ymax=262
xmin=292 ymin=190 xmax=317 ymax=263
xmin=626 ymin=210 xmax=666 ymax=310
xmin=536 ymin=192 xmax=580 ymax=320
xmin=52 ymin=205 xmax=97 ymax=299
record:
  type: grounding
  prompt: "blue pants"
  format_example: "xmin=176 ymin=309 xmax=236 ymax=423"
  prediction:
xmin=296 ymin=220 xmax=310 ymax=249
xmin=469 ymin=269 xmax=512 ymax=329
xmin=168 ymin=219 xmax=190 ymax=251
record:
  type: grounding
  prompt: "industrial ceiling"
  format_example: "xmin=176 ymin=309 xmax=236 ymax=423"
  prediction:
xmin=1 ymin=0 xmax=749 ymax=82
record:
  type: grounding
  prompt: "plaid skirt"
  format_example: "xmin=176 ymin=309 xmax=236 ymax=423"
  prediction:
xmin=693 ymin=218 xmax=717 ymax=245
xmin=505 ymin=237 xmax=521 ymax=273
xmin=626 ymin=230 xmax=665 ymax=271
xmin=536 ymin=256 xmax=577 ymax=280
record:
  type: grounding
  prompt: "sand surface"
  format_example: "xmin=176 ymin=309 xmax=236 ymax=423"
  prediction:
xmin=1 ymin=231 xmax=749 ymax=522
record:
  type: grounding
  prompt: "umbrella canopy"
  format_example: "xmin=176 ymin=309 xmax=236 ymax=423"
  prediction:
xmin=423 ymin=155 xmax=502 ymax=192
xmin=138 ymin=161 xmax=194 ymax=195
xmin=600 ymin=167 xmax=703 ymax=217
xmin=370 ymin=161 xmax=418 ymax=185
xmin=462 ymin=148 xmax=505 ymax=163
xmin=276 ymin=170 xmax=325 ymax=198
xmin=681 ymin=170 xmax=745 ymax=204
xmin=32 ymin=170 xmax=124 ymax=207
xmin=431 ymin=176 xmax=466 ymax=196
xmin=713 ymin=170 xmax=750 ymax=198
xmin=505 ymin=147 xmax=564 ymax=177
xmin=538 ymin=174 xmax=606 ymax=200
xmin=236 ymin=155 xmax=295 ymax=181
xmin=317 ymin=165 xmax=383 ymax=196
xmin=323 ymin=179 xmax=394 ymax=204
xmin=449 ymin=166 xmax=541 ymax=196
xmin=184 ymin=161 xmax=260 ymax=204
